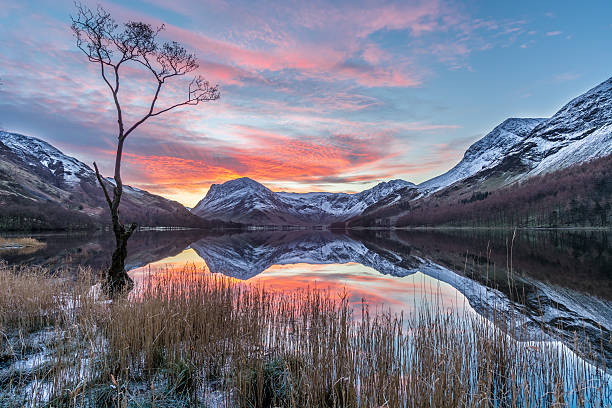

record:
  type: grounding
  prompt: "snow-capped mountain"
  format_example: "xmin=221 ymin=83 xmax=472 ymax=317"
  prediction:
xmin=430 ymin=77 xmax=612 ymax=190
xmin=418 ymin=118 xmax=545 ymax=193
xmin=0 ymin=131 xmax=96 ymax=187
xmin=355 ymin=77 xmax=612 ymax=222
xmin=506 ymin=77 xmax=612 ymax=179
xmin=0 ymin=131 xmax=217 ymax=228
xmin=192 ymin=177 xmax=416 ymax=225
xmin=197 ymin=78 xmax=612 ymax=226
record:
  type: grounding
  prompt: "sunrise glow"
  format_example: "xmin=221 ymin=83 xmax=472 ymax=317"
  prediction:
xmin=2 ymin=1 xmax=612 ymax=206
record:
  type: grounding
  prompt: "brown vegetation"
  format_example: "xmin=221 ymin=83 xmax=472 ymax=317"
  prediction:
xmin=0 ymin=237 xmax=46 ymax=249
xmin=0 ymin=263 xmax=609 ymax=407
xmin=400 ymin=154 xmax=611 ymax=227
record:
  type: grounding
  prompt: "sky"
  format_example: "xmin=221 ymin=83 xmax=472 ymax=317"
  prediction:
xmin=1 ymin=0 xmax=611 ymax=207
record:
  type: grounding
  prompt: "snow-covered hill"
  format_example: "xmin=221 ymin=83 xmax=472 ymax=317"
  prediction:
xmin=196 ymin=77 xmax=612 ymax=226
xmin=356 ymin=77 xmax=612 ymax=221
xmin=0 ymin=131 xmax=95 ymax=186
xmin=510 ymin=77 xmax=612 ymax=179
xmin=0 ymin=131 xmax=214 ymax=228
xmin=192 ymin=177 xmax=415 ymax=225
xmin=418 ymin=118 xmax=544 ymax=193
xmin=434 ymin=77 xmax=612 ymax=190
xmin=4 ymin=77 xmax=610 ymax=229
xmin=417 ymin=77 xmax=612 ymax=195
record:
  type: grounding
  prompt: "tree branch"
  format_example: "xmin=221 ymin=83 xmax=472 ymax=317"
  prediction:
xmin=93 ymin=161 xmax=113 ymax=210
xmin=72 ymin=2 xmax=220 ymax=248
xmin=122 ymin=80 xmax=163 ymax=139
xmin=150 ymin=77 xmax=220 ymax=117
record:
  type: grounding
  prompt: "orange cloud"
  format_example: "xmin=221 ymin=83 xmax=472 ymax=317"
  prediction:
xmin=114 ymin=123 xmax=402 ymax=205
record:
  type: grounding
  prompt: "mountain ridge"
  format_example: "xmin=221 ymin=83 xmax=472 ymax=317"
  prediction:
xmin=349 ymin=76 xmax=612 ymax=225
xmin=0 ymin=131 xmax=229 ymax=230
xmin=192 ymin=177 xmax=416 ymax=225
xmin=2 ymin=76 xmax=610 ymax=229
xmin=418 ymin=117 xmax=545 ymax=194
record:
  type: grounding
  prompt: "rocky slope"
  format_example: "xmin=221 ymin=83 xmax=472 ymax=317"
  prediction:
xmin=192 ymin=177 xmax=415 ymax=225
xmin=353 ymin=76 xmax=612 ymax=223
xmin=0 ymin=131 xmax=220 ymax=230
xmin=450 ymin=77 xmax=612 ymax=188
xmin=502 ymin=77 xmax=612 ymax=180
xmin=418 ymin=117 xmax=545 ymax=194
xmin=420 ymin=77 xmax=612 ymax=194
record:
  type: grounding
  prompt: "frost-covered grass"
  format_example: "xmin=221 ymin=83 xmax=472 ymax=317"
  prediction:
xmin=0 ymin=262 xmax=609 ymax=407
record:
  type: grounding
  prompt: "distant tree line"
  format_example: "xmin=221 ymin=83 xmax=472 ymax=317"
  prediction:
xmin=0 ymin=192 xmax=239 ymax=232
xmin=398 ymin=154 xmax=611 ymax=227
xmin=0 ymin=196 xmax=95 ymax=231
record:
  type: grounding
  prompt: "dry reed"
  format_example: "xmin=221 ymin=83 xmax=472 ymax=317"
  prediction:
xmin=0 ymin=262 xmax=609 ymax=407
xmin=0 ymin=237 xmax=46 ymax=250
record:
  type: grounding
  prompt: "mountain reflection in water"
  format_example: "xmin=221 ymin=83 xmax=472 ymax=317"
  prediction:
xmin=2 ymin=228 xmax=611 ymax=366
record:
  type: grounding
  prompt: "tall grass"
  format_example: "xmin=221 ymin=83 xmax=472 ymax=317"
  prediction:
xmin=0 ymin=262 xmax=609 ymax=407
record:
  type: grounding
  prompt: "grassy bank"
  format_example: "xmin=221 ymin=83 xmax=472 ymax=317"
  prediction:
xmin=0 ymin=263 xmax=609 ymax=407
xmin=0 ymin=237 xmax=46 ymax=250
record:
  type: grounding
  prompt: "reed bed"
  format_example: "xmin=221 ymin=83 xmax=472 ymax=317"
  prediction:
xmin=0 ymin=262 xmax=609 ymax=407
xmin=0 ymin=237 xmax=46 ymax=250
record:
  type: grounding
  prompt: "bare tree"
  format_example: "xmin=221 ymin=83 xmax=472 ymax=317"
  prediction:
xmin=71 ymin=3 xmax=220 ymax=296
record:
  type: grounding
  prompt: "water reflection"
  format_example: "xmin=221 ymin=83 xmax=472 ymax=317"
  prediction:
xmin=2 ymin=228 xmax=611 ymax=366
xmin=189 ymin=230 xmax=423 ymax=279
xmin=0 ymin=230 xmax=213 ymax=272
xmin=354 ymin=229 xmax=612 ymax=300
xmin=247 ymin=264 xmax=467 ymax=316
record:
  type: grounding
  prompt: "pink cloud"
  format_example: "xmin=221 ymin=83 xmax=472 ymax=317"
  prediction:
xmin=0 ymin=0 xmax=527 ymax=206
xmin=107 ymin=0 xmax=445 ymax=89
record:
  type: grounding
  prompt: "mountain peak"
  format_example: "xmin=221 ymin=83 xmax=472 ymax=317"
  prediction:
xmin=545 ymin=76 xmax=612 ymax=122
xmin=418 ymin=117 xmax=544 ymax=193
xmin=0 ymin=131 xmax=94 ymax=186
xmin=587 ymin=76 xmax=612 ymax=94
xmin=385 ymin=179 xmax=415 ymax=188
xmin=193 ymin=177 xmax=416 ymax=225
xmin=497 ymin=117 xmax=546 ymax=133
xmin=0 ymin=131 xmax=215 ymax=228
xmin=363 ymin=179 xmax=415 ymax=195
xmin=208 ymin=177 xmax=270 ymax=194
xmin=509 ymin=76 xmax=612 ymax=177
xmin=230 ymin=176 xmax=264 ymax=186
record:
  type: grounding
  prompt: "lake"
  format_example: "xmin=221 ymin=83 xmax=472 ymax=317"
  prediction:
xmin=2 ymin=228 xmax=611 ymax=367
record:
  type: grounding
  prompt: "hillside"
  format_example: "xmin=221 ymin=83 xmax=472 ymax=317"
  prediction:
xmin=0 ymin=132 xmax=228 ymax=230
xmin=418 ymin=117 xmax=545 ymax=194
xmin=350 ymin=76 xmax=612 ymax=227
xmin=351 ymin=154 xmax=611 ymax=228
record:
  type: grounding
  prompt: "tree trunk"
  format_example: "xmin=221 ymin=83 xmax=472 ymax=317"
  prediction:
xmin=104 ymin=212 xmax=136 ymax=297
xmin=105 ymin=226 xmax=134 ymax=297
xmin=94 ymin=161 xmax=136 ymax=297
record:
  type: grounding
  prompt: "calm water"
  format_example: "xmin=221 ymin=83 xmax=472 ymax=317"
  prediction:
xmin=2 ymin=228 xmax=611 ymax=365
